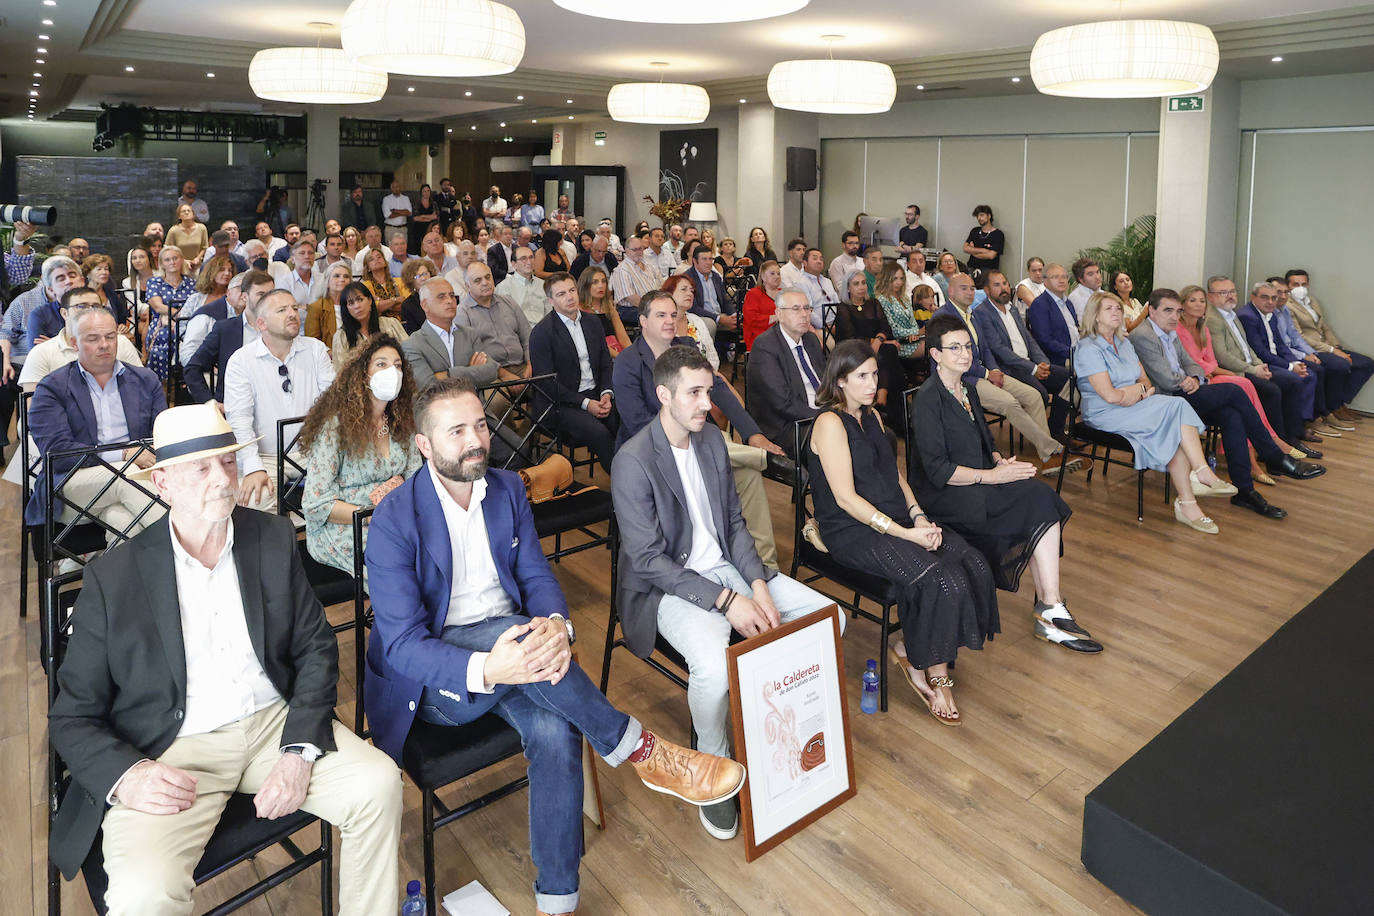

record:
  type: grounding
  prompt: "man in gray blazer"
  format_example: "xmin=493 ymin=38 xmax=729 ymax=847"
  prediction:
xmin=973 ymin=270 xmax=1071 ymax=433
xmin=1130 ymin=288 xmax=1323 ymax=519
xmin=611 ymin=345 xmax=835 ymax=842
xmin=401 ymin=277 xmax=500 ymax=390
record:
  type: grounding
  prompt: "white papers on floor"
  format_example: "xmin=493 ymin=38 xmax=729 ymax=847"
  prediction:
xmin=442 ymin=880 xmax=509 ymax=916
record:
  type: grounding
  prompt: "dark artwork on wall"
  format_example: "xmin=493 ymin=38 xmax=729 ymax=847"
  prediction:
xmin=659 ymin=128 xmax=717 ymax=203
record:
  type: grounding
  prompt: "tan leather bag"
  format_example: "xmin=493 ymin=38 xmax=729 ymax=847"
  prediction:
xmin=519 ymin=454 xmax=574 ymax=503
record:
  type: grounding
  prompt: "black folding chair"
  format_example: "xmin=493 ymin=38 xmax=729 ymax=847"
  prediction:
xmin=275 ymin=415 xmax=357 ymax=612
xmin=168 ymin=310 xmax=197 ymax=406
xmin=788 ymin=417 xmax=902 ymax=711
xmin=44 ymin=567 xmax=333 ymax=916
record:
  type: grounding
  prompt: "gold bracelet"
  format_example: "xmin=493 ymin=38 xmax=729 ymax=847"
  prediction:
xmin=869 ymin=511 xmax=891 ymax=534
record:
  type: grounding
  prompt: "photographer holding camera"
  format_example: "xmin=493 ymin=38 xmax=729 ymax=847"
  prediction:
xmin=255 ymin=186 xmax=294 ymax=238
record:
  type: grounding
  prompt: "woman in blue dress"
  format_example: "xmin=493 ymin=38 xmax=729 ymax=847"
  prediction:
xmin=1073 ymin=292 xmax=1232 ymax=535
xmin=143 ymin=245 xmax=195 ymax=381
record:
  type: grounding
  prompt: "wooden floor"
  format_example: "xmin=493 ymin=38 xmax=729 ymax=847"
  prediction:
xmin=4 ymin=417 xmax=1373 ymax=916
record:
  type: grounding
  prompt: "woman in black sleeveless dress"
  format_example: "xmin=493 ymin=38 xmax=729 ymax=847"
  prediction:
xmin=807 ymin=340 xmax=999 ymax=725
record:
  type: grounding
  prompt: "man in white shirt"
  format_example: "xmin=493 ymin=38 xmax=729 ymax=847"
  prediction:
xmin=828 ymin=230 xmax=863 ymax=293
xmin=665 ymin=223 xmax=685 ymax=263
xmin=275 ymin=238 xmax=317 ymax=311
xmin=795 ymin=248 xmax=839 ymax=331
xmin=353 ymin=225 xmax=383 ymax=277
xmin=481 ymin=185 xmax=507 ymax=221
xmin=223 ymin=289 xmax=336 ymax=511
xmin=219 ymin=220 xmax=248 ymax=259
xmin=442 ymin=240 xmax=479 ymax=298
xmin=596 ymin=219 xmax=624 ymax=258
xmin=1067 ymin=256 xmax=1103 ymax=315
xmin=255 ymin=221 xmax=287 ymax=258
xmin=558 ymin=219 xmax=579 ymax=264
xmin=496 ymin=246 xmax=547 ymax=325
xmin=646 ymin=226 xmax=677 ymax=276
xmin=310 ymin=232 xmax=350 ymax=298
xmin=610 ymin=236 xmax=663 ymax=323
xmin=380 ymin=179 xmax=411 ymax=232
xmin=903 ymin=249 xmax=943 ymax=308
xmin=177 ymin=179 xmax=209 ymax=224
xmin=778 ymin=237 xmax=807 ymax=291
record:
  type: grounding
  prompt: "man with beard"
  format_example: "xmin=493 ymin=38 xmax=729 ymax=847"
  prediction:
xmin=973 ymin=270 xmax=1071 ymax=434
xmin=365 ymin=376 xmax=747 ymax=916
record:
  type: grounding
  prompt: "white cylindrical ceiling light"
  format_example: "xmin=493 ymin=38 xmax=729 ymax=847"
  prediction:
xmin=248 ymin=47 xmax=388 ymax=104
xmin=341 ymin=0 xmax=525 ymax=77
xmin=607 ymin=82 xmax=710 ymax=124
xmin=1030 ymin=20 xmax=1219 ymax=98
xmin=767 ymin=58 xmax=896 ymax=114
xmin=553 ymin=0 xmax=807 ymax=24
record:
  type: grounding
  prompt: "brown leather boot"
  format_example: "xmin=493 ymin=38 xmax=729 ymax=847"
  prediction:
xmin=630 ymin=731 xmax=746 ymax=805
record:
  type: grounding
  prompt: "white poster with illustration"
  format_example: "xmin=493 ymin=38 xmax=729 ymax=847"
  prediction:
xmin=728 ymin=605 xmax=855 ymax=860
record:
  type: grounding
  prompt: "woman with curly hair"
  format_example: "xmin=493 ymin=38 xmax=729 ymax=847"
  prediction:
xmin=332 ymin=281 xmax=409 ymax=369
xmin=300 ymin=334 xmax=422 ymax=577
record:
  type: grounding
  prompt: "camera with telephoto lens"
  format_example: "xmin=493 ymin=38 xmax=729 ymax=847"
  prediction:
xmin=0 ymin=205 xmax=57 ymax=226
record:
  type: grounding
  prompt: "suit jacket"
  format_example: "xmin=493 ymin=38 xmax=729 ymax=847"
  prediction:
xmin=746 ymin=324 xmax=825 ymax=453
xmin=487 ymin=243 xmax=511 ymax=285
xmin=611 ymin=420 xmax=770 ymax=658
xmin=907 ymin=375 xmax=998 ymax=530
xmin=570 ymin=251 xmax=617 ymax=281
xmin=932 ymin=302 xmax=997 ymax=383
xmin=973 ymin=301 xmax=1048 ymax=375
xmin=1027 ymin=290 xmax=1079 ymax=365
xmin=528 ymin=310 xmax=614 ymax=414
xmin=1238 ymin=303 xmax=1300 ymax=370
xmin=186 ymin=313 xmax=246 ymax=403
xmin=1286 ymin=297 xmax=1342 ymax=351
xmin=363 ymin=467 xmax=567 ymax=763
xmin=26 ymin=361 xmax=166 ymax=525
xmin=1129 ymin=319 xmax=1205 ymax=394
xmin=611 ymin=334 xmax=762 ymax=449
xmin=1204 ymin=306 xmax=1265 ymax=376
xmin=400 ymin=321 xmax=500 ymax=391
xmin=47 ymin=509 xmax=339 ymax=877
xmin=687 ymin=267 xmax=733 ymax=320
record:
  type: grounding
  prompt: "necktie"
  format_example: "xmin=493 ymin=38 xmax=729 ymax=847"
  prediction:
xmin=795 ymin=344 xmax=821 ymax=390
xmin=1065 ymin=298 xmax=1078 ymax=323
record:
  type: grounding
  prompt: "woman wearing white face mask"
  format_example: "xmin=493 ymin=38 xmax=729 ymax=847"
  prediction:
xmin=299 ymin=335 xmax=422 ymax=578
xmin=331 ymin=280 xmax=409 ymax=369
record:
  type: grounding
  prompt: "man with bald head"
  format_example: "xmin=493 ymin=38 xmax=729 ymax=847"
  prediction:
xmin=442 ymin=240 xmax=479 ymax=297
xmin=936 ymin=273 xmax=1069 ymax=472
xmin=457 ymin=261 xmax=531 ymax=384
xmin=401 ymin=277 xmax=498 ymax=391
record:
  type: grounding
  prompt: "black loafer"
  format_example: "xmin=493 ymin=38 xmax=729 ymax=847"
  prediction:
xmin=764 ymin=451 xmax=797 ymax=481
xmin=1033 ymin=620 xmax=1104 ymax=653
xmin=1264 ymin=455 xmax=1326 ymax=480
xmin=1230 ymin=488 xmax=1286 ymax=519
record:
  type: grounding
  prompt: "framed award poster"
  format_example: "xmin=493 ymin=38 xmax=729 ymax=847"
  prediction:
xmin=727 ymin=605 xmax=855 ymax=861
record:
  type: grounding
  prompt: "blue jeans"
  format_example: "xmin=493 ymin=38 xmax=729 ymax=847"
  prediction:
xmin=655 ymin=564 xmax=839 ymax=758
xmin=417 ymin=615 xmax=641 ymax=914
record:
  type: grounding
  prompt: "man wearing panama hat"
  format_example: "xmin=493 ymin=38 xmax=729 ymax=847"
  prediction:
xmin=49 ymin=402 xmax=403 ymax=914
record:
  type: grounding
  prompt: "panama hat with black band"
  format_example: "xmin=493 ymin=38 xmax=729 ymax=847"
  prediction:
xmin=132 ymin=402 xmax=260 ymax=479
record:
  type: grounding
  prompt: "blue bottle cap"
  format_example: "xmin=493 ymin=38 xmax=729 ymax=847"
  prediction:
xmin=407 ymin=879 xmax=421 ymax=894
xmin=866 ymin=658 xmax=876 ymax=668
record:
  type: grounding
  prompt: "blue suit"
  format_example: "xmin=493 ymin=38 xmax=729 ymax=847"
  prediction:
xmin=932 ymin=302 xmax=997 ymax=384
xmin=1239 ymin=302 xmax=1319 ymax=420
xmin=26 ymin=361 xmax=165 ymax=525
xmin=185 ymin=312 xmax=246 ymax=403
xmin=25 ymin=297 xmax=65 ymax=348
xmin=1027 ymin=290 xmax=1078 ymax=365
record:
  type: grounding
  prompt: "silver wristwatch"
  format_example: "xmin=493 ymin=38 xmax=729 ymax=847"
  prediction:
xmin=549 ymin=613 xmax=576 ymax=645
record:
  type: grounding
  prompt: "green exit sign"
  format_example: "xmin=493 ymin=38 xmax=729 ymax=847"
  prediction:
xmin=1168 ymin=95 xmax=1205 ymax=112
xmin=593 ymin=130 xmax=608 ymax=140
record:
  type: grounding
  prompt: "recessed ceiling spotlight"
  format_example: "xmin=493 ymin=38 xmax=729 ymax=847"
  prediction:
xmin=206 ymin=72 xmax=215 ymax=77
xmin=470 ymin=125 xmax=477 ymax=130
xmin=33 ymin=71 xmax=41 ymax=77
xmin=32 ymin=82 xmax=39 ymax=87
xmin=39 ymin=34 xmax=50 ymax=40
xmin=407 ymin=86 xmax=414 ymax=92
xmin=35 ymin=58 xmax=45 ymax=64
xmin=1011 ymin=76 xmax=1021 ymax=83
xmin=36 ymin=47 xmax=48 ymax=53
xmin=464 ymin=90 xmax=472 ymax=96
xmin=516 ymin=94 xmax=524 ymax=100
xmin=30 ymin=90 xmax=39 ymax=96
xmin=446 ymin=127 xmax=453 ymax=132
xmin=567 ymin=115 xmax=574 ymax=119
xmin=43 ymin=0 xmax=57 ymax=6
xmin=125 ymin=65 xmax=134 ymax=72
xmin=531 ymin=118 xmax=537 ymax=123
xmin=499 ymin=121 xmax=506 ymax=127
xmin=916 ymin=84 xmax=925 ymax=90
xmin=739 ymin=98 xmax=747 ymax=103
xmin=1271 ymin=55 xmax=1283 ymax=62
xmin=42 ymin=18 xmax=53 ymax=25
xmin=566 ymin=98 xmax=573 ymax=103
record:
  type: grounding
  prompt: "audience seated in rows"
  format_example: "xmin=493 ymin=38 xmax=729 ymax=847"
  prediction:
xmin=401 ymin=277 xmax=498 ymax=391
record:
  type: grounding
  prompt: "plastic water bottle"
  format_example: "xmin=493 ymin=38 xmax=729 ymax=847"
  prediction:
xmin=860 ymin=659 xmax=880 ymax=714
xmin=401 ymin=879 xmax=424 ymax=915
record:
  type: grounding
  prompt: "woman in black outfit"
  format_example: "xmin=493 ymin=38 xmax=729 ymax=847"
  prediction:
xmin=409 ymin=183 xmax=438 ymax=251
xmin=742 ymin=226 xmax=777 ymax=278
xmin=910 ymin=315 xmax=1100 ymax=653
xmin=534 ymin=228 xmax=571 ymax=280
xmin=834 ymin=269 xmax=906 ymax=430
xmin=808 ymin=339 xmax=999 ymax=725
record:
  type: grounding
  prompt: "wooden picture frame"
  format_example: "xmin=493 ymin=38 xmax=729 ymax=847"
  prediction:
xmin=727 ymin=605 xmax=855 ymax=861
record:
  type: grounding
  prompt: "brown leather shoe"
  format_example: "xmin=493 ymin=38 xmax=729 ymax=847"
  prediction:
xmin=1334 ymin=406 xmax=1363 ymax=422
xmin=630 ymin=732 xmax=746 ymax=805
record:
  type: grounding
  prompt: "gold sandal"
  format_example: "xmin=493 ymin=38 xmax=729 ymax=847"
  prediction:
xmin=923 ymin=674 xmax=962 ymax=726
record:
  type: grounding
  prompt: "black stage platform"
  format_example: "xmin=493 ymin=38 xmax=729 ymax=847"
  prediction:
xmin=1082 ymin=549 xmax=1374 ymax=915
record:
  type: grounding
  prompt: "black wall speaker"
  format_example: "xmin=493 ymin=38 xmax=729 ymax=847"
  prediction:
xmin=785 ymin=147 xmax=818 ymax=192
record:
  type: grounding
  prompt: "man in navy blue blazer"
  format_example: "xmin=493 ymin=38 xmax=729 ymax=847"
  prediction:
xmin=685 ymin=245 xmax=737 ymax=361
xmin=365 ymin=376 xmax=746 ymax=916
xmin=528 ymin=271 xmax=618 ymax=474
xmin=1026 ymin=262 xmax=1080 ymax=366
xmin=184 ymin=269 xmax=275 ymax=405
xmin=1238 ymin=281 xmax=1320 ymax=428
xmin=26 ymin=305 xmax=166 ymax=533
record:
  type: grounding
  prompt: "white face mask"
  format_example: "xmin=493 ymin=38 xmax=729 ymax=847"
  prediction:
xmin=369 ymin=365 xmax=402 ymax=402
xmin=1289 ymin=284 xmax=1310 ymax=303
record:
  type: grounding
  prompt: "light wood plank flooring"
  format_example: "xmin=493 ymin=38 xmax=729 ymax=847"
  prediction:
xmin=3 ymin=418 xmax=1371 ymax=915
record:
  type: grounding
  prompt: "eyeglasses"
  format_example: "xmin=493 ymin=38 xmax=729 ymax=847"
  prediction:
xmin=776 ymin=305 xmax=810 ymax=313
xmin=278 ymin=363 xmax=292 ymax=394
xmin=937 ymin=343 xmax=975 ymax=355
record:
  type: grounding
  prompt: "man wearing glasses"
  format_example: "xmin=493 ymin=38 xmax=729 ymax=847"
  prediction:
xmin=495 ymin=245 xmax=547 ymax=325
xmin=224 ymin=289 xmax=335 ymax=511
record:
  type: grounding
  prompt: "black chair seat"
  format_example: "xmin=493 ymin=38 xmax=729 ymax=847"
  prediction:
xmin=1069 ymin=421 xmax=1134 ymax=450
xmin=31 ymin=522 xmax=106 ymax=563
xmin=532 ymin=487 xmax=613 ymax=538
xmin=797 ymin=541 xmax=899 ymax=605
xmin=401 ymin=716 xmax=526 ymax=791
xmin=297 ymin=541 xmax=355 ymax=608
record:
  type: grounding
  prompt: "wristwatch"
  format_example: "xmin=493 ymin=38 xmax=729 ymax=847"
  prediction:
xmin=549 ymin=612 xmax=576 ymax=646
xmin=283 ymin=745 xmax=322 ymax=763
